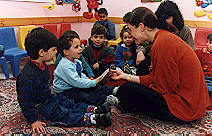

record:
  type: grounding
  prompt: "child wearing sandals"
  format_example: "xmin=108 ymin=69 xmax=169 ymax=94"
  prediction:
xmin=53 ymin=30 xmax=119 ymax=107
xmin=16 ymin=28 xmax=112 ymax=133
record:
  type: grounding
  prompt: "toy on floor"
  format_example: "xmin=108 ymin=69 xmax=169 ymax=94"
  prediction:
xmin=83 ymin=0 xmax=103 ymax=20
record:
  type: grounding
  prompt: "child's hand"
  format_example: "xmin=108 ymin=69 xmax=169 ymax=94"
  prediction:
xmin=95 ymin=74 xmax=103 ymax=84
xmin=203 ymin=47 xmax=208 ymax=53
xmin=89 ymin=77 xmax=95 ymax=80
xmin=93 ymin=63 xmax=99 ymax=69
xmin=31 ymin=120 xmax=46 ymax=134
xmin=136 ymin=51 xmax=145 ymax=65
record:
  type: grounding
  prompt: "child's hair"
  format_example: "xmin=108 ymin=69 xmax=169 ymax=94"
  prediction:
xmin=25 ymin=27 xmax=57 ymax=60
xmin=207 ymin=33 xmax=212 ymax=41
xmin=58 ymin=30 xmax=80 ymax=57
xmin=155 ymin=0 xmax=184 ymax=32
xmin=91 ymin=24 xmax=107 ymax=37
xmin=120 ymin=25 xmax=130 ymax=40
xmin=130 ymin=7 xmax=157 ymax=29
xmin=98 ymin=8 xmax=108 ymax=16
xmin=123 ymin=12 xmax=132 ymax=23
xmin=119 ymin=25 xmax=137 ymax=53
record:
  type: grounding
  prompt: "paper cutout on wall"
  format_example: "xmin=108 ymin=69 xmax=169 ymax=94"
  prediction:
xmin=42 ymin=3 xmax=54 ymax=10
xmin=10 ymin=0 xmax=53 ymax=2
xmin=194 ymin=0 xmax=212 ymax=20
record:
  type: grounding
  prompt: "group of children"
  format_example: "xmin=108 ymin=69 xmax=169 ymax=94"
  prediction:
xmin=16 ymin=3 xmax=212 ymax=133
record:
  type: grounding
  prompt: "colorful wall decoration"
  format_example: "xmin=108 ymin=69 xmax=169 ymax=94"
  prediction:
xmin=194 ymin=0 xmax=212 ymax=20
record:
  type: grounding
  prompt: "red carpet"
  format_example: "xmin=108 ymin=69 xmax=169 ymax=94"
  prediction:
xmin=0 ymin=79 xmax=212 ymax=134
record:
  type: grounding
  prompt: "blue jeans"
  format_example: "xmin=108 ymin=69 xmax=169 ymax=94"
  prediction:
xmin=205 ymin=76 xmax=212 ymax=92
xmin=62 ymin=85 xmax=113 ymax=106
xmin=37 ymin=93 xmax=89 ymax=126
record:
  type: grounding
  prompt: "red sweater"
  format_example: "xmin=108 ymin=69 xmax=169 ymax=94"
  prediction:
xmin=139 ymin=30 xmax=210 ymax=121
xmin=195 ymin=48 xmax=212 ymax=77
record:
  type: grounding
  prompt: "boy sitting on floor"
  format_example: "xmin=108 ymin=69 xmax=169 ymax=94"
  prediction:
xmin=83 ymin=24 xmax=114 ymax=77
xmin=16 ymin=28 xmax=112 ymax=133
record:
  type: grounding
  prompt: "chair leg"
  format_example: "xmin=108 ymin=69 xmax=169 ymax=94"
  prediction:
xmin=1 ymin=58 xmax=10 ymax=79
xmin=10 ymin=59 xmax=20 ymax=78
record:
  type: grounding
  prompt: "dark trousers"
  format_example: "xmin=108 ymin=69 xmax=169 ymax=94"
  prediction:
xmin=37 ymin=93 xmax=89 ymax=126
xmin=116 ymin=82 xmax=187 ymax=124
xmin=62 ymin=85 xmax=113 ymax=106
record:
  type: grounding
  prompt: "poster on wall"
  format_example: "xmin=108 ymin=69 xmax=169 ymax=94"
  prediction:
xmin=8 ymin=0 xmax=53 ymax=2
xmin=141 ymin=0 xmax=162 ymax=2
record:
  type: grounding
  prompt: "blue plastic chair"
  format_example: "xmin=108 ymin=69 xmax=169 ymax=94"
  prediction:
xmin=0 ymin=56 xmax=10 ymax=79
xmin=0 ymin=27 xmax=28 ymax=77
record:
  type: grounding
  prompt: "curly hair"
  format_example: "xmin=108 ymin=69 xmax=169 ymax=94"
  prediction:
xmin=91 ymin=24 xmax=107 ymax=37
xmin=155 ymin=0 xmax=184 ymax=32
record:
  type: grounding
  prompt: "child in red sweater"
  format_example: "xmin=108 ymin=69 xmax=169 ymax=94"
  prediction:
xmin=195 ymin=33 xmax=212 ymax=93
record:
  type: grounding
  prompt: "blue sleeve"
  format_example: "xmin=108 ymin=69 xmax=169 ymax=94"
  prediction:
xmin=54 ymin=53 xmax=62 ymax=67
xmin=17 ymin=80 xmax=38 ymax=123
xmin=108 ymin=23 xmax=116 ymax=40
xmin=56 ymin=61 xmax=96 ymax=88
xmin=114 ymin=45 xmax=125 ymax=68
xmin=127 ymin=59 xmax=135 ymax=67
xmin=80 ymin=55 xmax=95 ymax=78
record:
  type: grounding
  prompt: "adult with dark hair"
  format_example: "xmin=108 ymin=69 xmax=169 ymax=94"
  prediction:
xmin=155 ymin=0 xmax=195 ymax=51
xmin=123 ymin=11 xmax=152 ymax=76
xmin=111 ymin=7 xmax=210 ymax=123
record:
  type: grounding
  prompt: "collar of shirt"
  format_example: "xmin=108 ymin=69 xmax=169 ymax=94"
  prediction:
xmin=30 ymin=59 xmax=46 ymax=71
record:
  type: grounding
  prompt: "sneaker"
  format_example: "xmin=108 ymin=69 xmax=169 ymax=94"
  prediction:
xmin=106 ymin=95 xmax=119 ymax=106
xmin=94 ymin=102 xmax=111 ymax=114
xmin=96 ymin=112 xmax=112 ymax=127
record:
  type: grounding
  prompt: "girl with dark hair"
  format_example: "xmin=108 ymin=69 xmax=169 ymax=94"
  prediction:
xmin=155 ymin=0 xmax=195 ymax=51
xmin=114 ymin=25 xmax=137 ymax=74
xmin=111 ymin=7 xmax=210 ymax=123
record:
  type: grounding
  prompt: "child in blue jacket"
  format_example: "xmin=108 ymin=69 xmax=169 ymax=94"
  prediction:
xmin=114 ymin=25 xmax=137 ymax=73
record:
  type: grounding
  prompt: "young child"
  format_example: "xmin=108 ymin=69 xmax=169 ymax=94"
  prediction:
xmin=114 ymin=25 xmax=137 ymax=74
xmin=53 ymin=30 xmax=119 ymax=107
xmin=54 ymin=31 xmax=95 ymax=79
xmin=94 ymin=8 xmax=116 ymax=40
xmin=16 ymin=28 xmax=112 ymax=133
xmin=195 ymin=33 xmax=212 ymax=93
xmin=83 ymin=24 xmax=114 ymax=77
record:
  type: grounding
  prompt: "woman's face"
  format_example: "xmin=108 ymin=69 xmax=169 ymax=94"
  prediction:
xmin=127 ymin=23 xmax=146 ymax=45
xmin=166 ymin=16 xmax=173 ymax=25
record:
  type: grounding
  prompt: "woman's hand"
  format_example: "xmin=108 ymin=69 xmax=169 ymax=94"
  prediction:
xmin=111 ymin=70 xmax=128 ymax=80
xmin=93 ymin=63 xmax=99 ymax=69
xmin=31 ymin=120 xmax=46 ymax=134
xmin=95 ymin=74 xmax=103 ymax=84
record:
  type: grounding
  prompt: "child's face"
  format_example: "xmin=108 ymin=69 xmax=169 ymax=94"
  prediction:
xmin=91 ymin=34 xmax=105 ymax=47
xmin=99 ymin=13 xmax=107 ymax=22
xmin=43 ymin=47 xmax=57 ymax=62
xmin=64 ymin=38 xmax=82 ymax=61
xmin=122 ymin=31 xmax=133 ymax=47
xmin=207 ymin=39 xmax=212 ymax=52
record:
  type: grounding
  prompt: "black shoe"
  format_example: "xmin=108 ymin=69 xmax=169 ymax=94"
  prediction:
xmin=96 ymin=112 xmax=112 ymax=127
xmin=95 ymin=102 xmax=111 ymax=114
